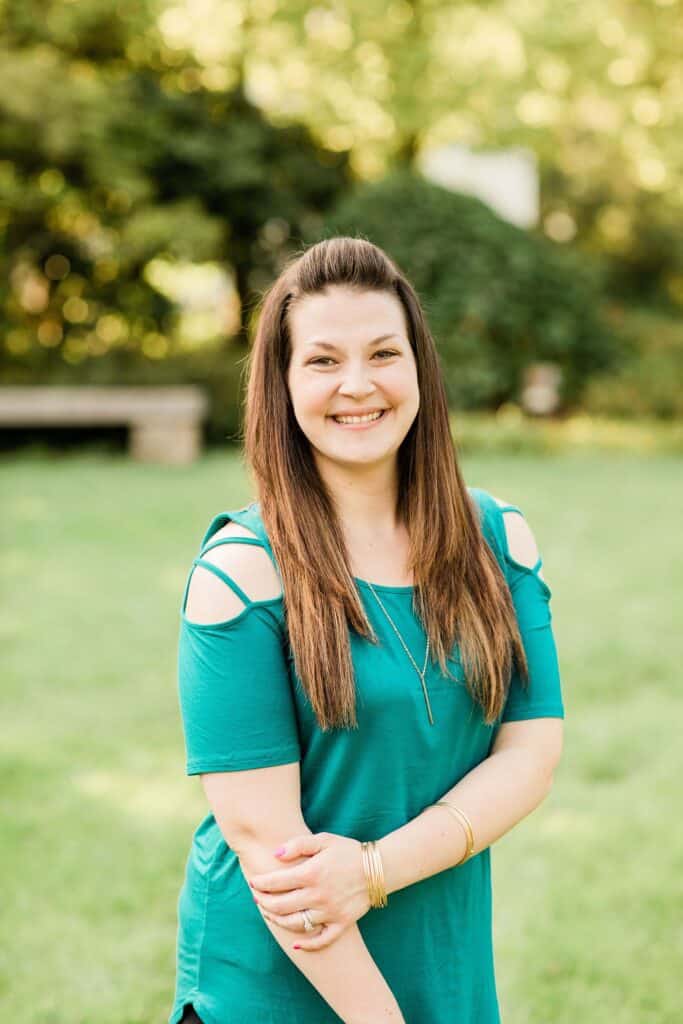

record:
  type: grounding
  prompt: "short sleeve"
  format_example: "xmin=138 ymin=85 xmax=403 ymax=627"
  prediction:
xmin=177 ymin=608 xmax=302 ymax=775
xmin=500 ymin=550 xmax=565 ymax=722
xmin=472 ymin=488 xmax=565 ymax=723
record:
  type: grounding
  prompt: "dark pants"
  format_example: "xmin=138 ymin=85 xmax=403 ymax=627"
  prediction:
xmin=180 ymin=1006 xmax=203 ymax=1023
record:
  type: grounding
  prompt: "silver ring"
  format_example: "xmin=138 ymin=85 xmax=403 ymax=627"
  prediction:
xmin=300 ymin=909 xmax=316 ymax=932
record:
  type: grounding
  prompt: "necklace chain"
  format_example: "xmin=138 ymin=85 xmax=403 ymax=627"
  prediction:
xmin=365 ymin=581 xmax=435 ymax=726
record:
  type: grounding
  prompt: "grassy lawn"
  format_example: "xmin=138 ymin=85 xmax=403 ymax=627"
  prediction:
xmin=1 ymin=448 xmax=680 ymax=1023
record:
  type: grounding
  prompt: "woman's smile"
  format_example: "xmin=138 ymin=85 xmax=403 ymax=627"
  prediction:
xmin=327 ymin=409 xmax=390 ymax=430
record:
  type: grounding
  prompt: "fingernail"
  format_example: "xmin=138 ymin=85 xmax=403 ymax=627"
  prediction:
xmin=274 ymin=846 xmax=285 ymax=857
xmin=293 ymin=944 xmax=301 ymax=950
xmin=253 ymin=897 xmax=259 ymax=904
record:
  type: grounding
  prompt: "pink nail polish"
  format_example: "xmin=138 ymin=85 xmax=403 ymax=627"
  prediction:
xmin=293 ymin=944 xmax=301 ymax=950
xmin=274 ymin=846 xmax=285 ymax=857
xmin=253 ymin=897 xmax=259 ymax=904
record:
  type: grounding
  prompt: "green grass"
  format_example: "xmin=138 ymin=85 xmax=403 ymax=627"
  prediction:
xmin=1 ymin=448 xmax=681 ymax=1023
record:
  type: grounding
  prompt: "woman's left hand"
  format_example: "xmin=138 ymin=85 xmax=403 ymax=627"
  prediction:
xmin=248 ymin=832 xmax=371 ymax=950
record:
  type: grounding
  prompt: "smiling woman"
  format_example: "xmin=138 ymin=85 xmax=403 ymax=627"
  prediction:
xmin=286 ymin=287 xmax=419 ymax=465
xmin=168 ymin=237 xmax=565 ymax=1024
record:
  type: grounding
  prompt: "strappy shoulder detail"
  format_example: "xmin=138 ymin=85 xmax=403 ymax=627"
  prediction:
xmin=468 ymin=487 xmax=551 ymax=598
xmin=495 ymin=503 xmax=548 ymax=593
xmin=199 ymin=504 xmax=281 ymax=572
xmin=180 ymin=506 xmax=284 ymax=625
xmin=490 ymin=501 xmax=522 ymax=515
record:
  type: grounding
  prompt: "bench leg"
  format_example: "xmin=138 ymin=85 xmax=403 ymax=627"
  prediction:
xmin=130 ymin=419 xmax=202 ymax=464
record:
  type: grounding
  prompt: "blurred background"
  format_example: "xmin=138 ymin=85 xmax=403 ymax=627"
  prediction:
xmin=1 ymin=2 xmax=681 ymax=1022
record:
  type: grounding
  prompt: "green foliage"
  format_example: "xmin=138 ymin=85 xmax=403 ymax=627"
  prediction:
xmin=450 ymin=409 xmax=683 ymax=456
xmin=2 ymin=0 xmax=681 ymax=426
xmin=319 ymin=172 xmax=620 ymax=409
xmin=581 ymin=308 xmax=683 ymax=420
xmin=0 ymin=21 xmax=350 ymax=382
xmin=204 ymin=0 xmax=683 ymax=308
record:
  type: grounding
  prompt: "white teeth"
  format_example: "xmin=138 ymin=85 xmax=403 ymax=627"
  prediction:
xmin=332 ymin=410 xmax=384 ymax=424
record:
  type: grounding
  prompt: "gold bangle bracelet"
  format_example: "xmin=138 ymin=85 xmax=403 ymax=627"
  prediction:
xmin=367 ymin=842 xmax=385 ymax=907
xmin=434 ymin=800 xmax=475 ymax=866
xmin=372 ymin=842 xmax=387 ymax=907
xmin=361 ymin=840 xmax=387 ymax=908
xmin=362 ymin=842 xmax=378 ymax=906
xmin=360 ymin=842 xmax=376 ymax=905
xmin=360 ymin=842 xmax=373 ymax=903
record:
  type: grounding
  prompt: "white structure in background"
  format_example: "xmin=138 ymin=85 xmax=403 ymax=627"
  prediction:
xmin=520 ymin=363 xmax=563 ymax=416
xmin=417 ymin=144 xmax=539 ymax=228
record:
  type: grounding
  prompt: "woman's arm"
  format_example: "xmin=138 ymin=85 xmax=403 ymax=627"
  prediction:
xmin=377 ymin=716 xmax=562 ymax=894
xmin=250 ymin=718 xmax=562 ymax=948
xmin=202 ymin=767 xmax=405 ymax=1024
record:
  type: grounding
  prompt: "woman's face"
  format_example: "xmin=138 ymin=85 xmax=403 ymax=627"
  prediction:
xmin=286 ymin=285 xmax=420 ymax=472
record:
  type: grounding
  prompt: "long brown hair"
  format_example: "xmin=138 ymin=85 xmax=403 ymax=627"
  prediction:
xmin=243 ymin=236 xmax=527 ymax=729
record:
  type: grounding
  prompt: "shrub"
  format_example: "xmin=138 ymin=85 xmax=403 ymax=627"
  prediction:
xmin=581 ymin=308 xmax=683 ymax=420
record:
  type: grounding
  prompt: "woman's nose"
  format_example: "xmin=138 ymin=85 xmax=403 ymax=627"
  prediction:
xmin=338 ymin=362 xmax=376 ymax=395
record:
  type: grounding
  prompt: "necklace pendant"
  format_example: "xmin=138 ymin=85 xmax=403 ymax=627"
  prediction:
xmin=420 ymin=679 xmax=435 ymax=726
xmin=365 ymin=580 xmax=436 ymax=726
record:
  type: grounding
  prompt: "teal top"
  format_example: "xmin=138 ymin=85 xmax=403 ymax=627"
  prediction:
xmin=169 ymin=487 xmax=565 ymax=1024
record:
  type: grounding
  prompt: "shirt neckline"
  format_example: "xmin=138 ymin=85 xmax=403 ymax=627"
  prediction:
xmin=353 ymin=576 xmax=414 ymax=593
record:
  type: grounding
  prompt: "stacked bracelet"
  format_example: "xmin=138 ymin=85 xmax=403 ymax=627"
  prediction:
xmin=360 ymin=840 xmax=388 ymax=908
xmin=434 ymin=800 xmax=475 ymax=866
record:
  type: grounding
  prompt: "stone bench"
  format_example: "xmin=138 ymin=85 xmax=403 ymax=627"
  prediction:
xmin=0 ymin=386 xmax=209 ymax=463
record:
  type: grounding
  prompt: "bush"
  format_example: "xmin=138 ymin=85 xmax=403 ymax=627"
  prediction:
xmin=317 ymin=171 xmax=621 ymax=410
xmin=450 ymin=407 xmax=683 ymax=455
xmin=581 ymin=308 xmax=683 ymax=420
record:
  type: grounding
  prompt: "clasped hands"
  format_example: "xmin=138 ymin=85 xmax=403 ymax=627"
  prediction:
xmin=248 ymin=832 xmax=371 ymax=951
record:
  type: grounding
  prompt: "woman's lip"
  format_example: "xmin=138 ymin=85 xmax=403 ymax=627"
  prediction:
xmin=327 ymin=409 xmax=389 ymax=428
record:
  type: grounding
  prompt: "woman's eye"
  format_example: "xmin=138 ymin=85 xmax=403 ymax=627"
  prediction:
xmin=308 ymin=351 xmax=397 ymax=366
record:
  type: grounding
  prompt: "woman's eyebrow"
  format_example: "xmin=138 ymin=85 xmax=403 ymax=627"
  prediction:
xmin=304 ymin=334 xmax=401 ymax=350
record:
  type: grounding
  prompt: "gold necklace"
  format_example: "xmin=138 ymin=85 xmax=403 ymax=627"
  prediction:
xmin=365 ymin=581 xmax=434 ymax=726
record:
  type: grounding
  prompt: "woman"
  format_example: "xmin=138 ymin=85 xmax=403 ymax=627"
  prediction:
xmin=169 ymin=237 xmax=564 ymax=1024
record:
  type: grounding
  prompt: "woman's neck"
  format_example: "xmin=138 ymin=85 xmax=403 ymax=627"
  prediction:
xmin=315 ymin=460 xmax=412 ymax=582
xmin=319 ymin=458 xmax=401 ymax=536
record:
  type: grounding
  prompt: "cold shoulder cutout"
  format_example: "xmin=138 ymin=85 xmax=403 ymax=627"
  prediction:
xmin=177 ymin=507 xmax=298 ymax=776
xmin=183 ymin=522 xmax=283 ymax=626
xmin=469 ymin=487 xmax=564 ymax=722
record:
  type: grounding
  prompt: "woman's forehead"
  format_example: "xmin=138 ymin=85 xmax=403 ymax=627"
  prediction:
xmin=288 ymin=287 xmax=408 ymax=347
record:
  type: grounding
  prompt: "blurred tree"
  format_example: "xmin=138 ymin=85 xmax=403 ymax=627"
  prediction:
xmin=581 ymin=307 xmax=683 ymax=420
xmin=0 ymin=0 xmax=350 ymax=384
xmin=156 ymin=0 xmax=682 ymax=306
xmin=102 ymin=74 xmax=350 ymax=345
xmin=2 ymin=0 xmax=681 ymax=425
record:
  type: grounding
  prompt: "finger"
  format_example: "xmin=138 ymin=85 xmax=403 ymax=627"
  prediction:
xmin=293 ymin=923 xmax=343 ymax=952
xmin=273 ymin=833 xmax=327 ymax=862
xmin=254 ymin=888 xmax=318 ymax=916
xmin=250 ymin=868 xmax=306 ymax=895
xmin=260 ymin=909 xmax=325 ymax=934
xmin=250 ymin=835 xmax=328 ymax=890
